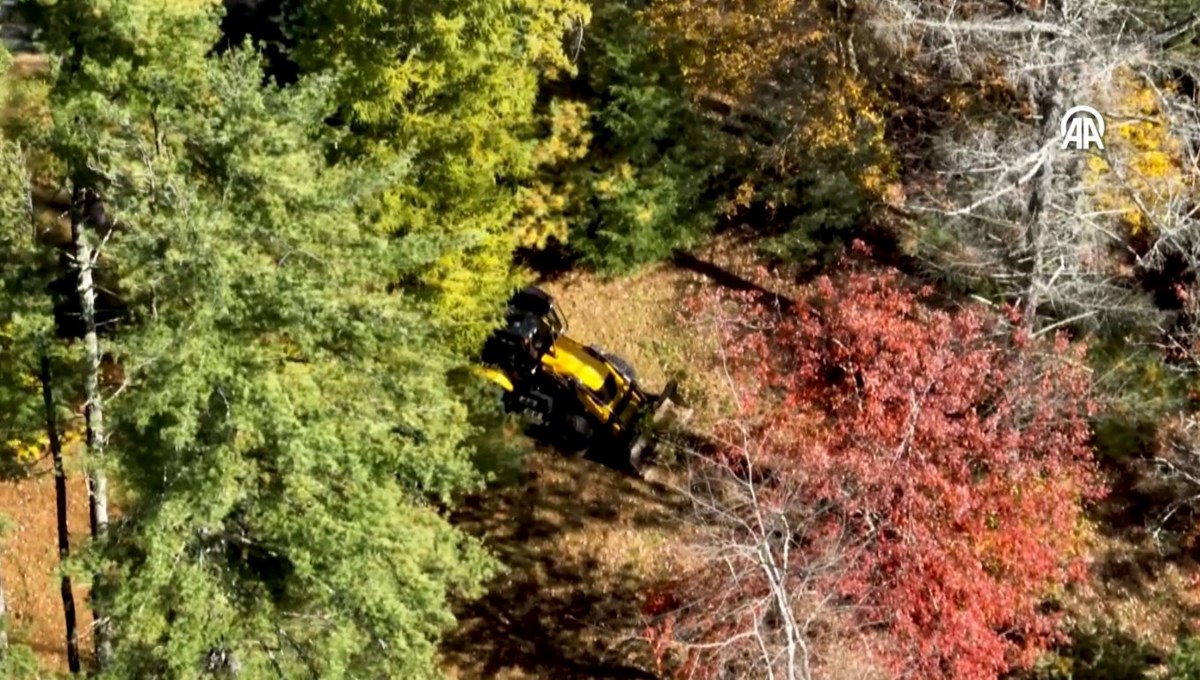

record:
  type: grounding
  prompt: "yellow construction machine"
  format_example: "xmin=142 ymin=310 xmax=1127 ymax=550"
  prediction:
xmin=478 ymin=287 xmax=685 ymax=475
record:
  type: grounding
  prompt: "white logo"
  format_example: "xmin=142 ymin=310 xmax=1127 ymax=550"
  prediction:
xmin=1060 ymin=105 xmax=1105 ymax=151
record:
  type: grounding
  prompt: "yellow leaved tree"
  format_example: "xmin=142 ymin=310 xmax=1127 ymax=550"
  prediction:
xmin=513 ymin=100 xmax=592 ymax=250
xmin=1086 ymin=68 xmax=1193 ymax=240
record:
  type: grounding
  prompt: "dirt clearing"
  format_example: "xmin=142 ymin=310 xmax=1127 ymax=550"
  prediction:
xmin=539 ymin=234 xmax=796 ymax=431
xmin=442 ymin=238 xmax=791 ymax=678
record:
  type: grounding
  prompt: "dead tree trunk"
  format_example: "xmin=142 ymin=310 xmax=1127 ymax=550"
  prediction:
xmin=39 ymin=348 xmax=82 ymax=674
xmin=881 ymin=0 xmax=1154 ymax=329
xmin=1023 ymin=66 xmax=1064 ymax=328
xmin=71 ymin=186 xmax=111 ymax=669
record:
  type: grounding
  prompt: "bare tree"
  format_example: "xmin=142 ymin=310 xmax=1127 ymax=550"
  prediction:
xmin=873 ymin=0 xmax=1193 ymax=331
xmin=649 ymin=439 xmax=876 ymax=680
xmin=644 ymin=312 xmax=879 ymax=680
xmin=873 ymin=4 xmax=1200 ymax=556
xmin=1148 ymin=413 xmax=1200 ymax=536
xmin=1127 ymin=75 xmax=1200 ymax=301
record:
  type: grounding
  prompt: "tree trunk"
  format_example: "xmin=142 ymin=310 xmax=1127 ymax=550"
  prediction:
xmin=39 ymin=349 xmax=82 ymax=673
xmin=0 ymin=531 xmax=7 ymax=654
xmin=1023 ymin=65 xmax=1064 ymax=329
xmin=71 ymin=186 xmax=111 ymax=669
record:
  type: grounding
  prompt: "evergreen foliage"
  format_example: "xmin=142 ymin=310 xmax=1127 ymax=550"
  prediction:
xmin=523 ymin=0 xmax=719 ymax=272
xmin=9 ymin=3 xmax=500 ymax=676
xmin=1171 ymin=637 xmax=1200 ymax=679
xmin=0 ymin=107 xmax=52 ymax=476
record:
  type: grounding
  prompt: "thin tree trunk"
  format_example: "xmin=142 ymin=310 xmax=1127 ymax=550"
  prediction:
xmin=0 ymin=531 xmax=8 ymax=654
xmin=39 ymin=348 xmax=81 ymax=674
xmin=71 ymin=186 xmax=111 ymax=669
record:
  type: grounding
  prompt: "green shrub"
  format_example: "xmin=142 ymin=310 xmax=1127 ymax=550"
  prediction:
xmin=1021 ymin=626 xmax=1160 ymax=680
xmin=1088 ymin=336 xmax=1191 ymax=464
xmin=1170 ymin=637 xmax=1200 ymax=679
xmin=0 ymin=641 xmax=39 ymax=680
xmin=760 ymin=172 xmax=871 ymax=267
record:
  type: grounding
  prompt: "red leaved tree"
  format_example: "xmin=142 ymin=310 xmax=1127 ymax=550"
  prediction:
xmin=650 ymin=266 xmax=1101 ymax=680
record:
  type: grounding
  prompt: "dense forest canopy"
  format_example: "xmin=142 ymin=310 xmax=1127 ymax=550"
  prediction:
xmin=2 ymin=0 xmax=1200 ymax=678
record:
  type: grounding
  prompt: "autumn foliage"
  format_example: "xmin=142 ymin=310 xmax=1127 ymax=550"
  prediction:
xmin=644 ymin=0 xmax=895 ymax=199
xmin=654 ymin=266 xmax=1102 ymax=679
xmin=1085 ymin=67 xmax=1193 ymax=240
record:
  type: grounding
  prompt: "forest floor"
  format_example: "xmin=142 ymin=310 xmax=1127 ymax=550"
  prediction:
xmin=0 ymin=455 xmax=94 ymax=675
xmin=440 ymin=450 xmax=687 ymax=680
xmin=440 ymin=236 xmax=778 ymax=679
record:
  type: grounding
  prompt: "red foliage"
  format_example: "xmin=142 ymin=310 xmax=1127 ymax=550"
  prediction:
xmin=655 ymin=270 xmax=1102 ymax=679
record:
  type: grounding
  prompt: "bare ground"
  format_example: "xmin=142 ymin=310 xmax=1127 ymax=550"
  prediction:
xmin=441 ymin=252 xmax=726 ymax=680
xmin=0 ymin=456 xmax=94 ymax=677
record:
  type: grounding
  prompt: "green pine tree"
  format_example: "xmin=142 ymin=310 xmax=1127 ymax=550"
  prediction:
xmin=15 ymin=2 xmax=499 ymax=676
xmin=0 ymin=43 xmax=53 ymax=480
xmin=526 ymin=0 xmax=720 ymax=273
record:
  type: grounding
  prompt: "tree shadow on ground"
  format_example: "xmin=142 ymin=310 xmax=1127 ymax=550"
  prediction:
xmin=1037 ymin=418 xmax=1200 ymax=674
xmin=1074 ymin=474 xmax=1200 ymax=644
xmin=1081 ymin=416 xmax=1200 ymax=600
xmin=670 ymin=249 xmax=800 ymax=313
xmin=667 ymin=227 xmax=974 ymax=318
xmin=1090 ymin=419 xmax=1179 ymax=536
xmin=443 ymin=450 xmax=687 ymax=679
xmin=514 ymin=240 xmax=581 ymax=283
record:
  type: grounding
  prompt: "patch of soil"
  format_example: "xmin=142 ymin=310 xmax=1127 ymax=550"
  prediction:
xmin=0 ymin=457 xmax=95 ymax=674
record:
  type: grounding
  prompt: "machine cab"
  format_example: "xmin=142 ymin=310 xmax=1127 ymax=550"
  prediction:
xmin=480 ymin=287 xmax=567 ymax=378
xmin=507 ymin=286 xmax=567 ymax=337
